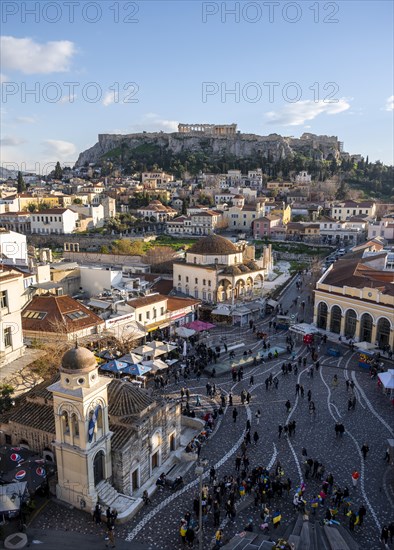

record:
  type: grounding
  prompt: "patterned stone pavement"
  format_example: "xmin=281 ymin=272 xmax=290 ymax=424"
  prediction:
xmin=30 ymin=276 xmax=394 ymax=549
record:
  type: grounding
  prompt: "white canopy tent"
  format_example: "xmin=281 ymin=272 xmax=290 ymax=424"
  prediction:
xmin=378 ymin=370 xmax=394 ymax=394
xmin=289 ymin=323 xmax=320 ymax=336
xmin=354 ymin=341 xmax=378 ymax=351
xmin=175 ymin=326 xmax=195 ymax=338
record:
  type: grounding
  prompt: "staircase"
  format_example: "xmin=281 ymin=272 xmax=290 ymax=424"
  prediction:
xmin=221 ymin=514 xmax=360 ymax=550
xmin=96 ymin=480 xmax=137 ymax=521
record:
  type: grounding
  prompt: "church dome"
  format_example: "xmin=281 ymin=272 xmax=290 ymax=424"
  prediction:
xmin=61 ymin=345 xmax=97 ymax=374
xmin=108 ymin=379 xmax=154 ymax=416
xmin=189 ymin=235 xmax=237 ymax=255
xmin=238 ymin=264 xmax=250 ymax=273
xmin=222 ymin=265 xmax=242 ymax=276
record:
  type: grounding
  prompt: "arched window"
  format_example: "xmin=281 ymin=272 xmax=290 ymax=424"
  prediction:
xmin=344 ymin=309 xmax=357 ymax=338
xmin=360 ymin=313 xmax=373 ymax=343
xmin=377 ymin=317 xmax=391 ymax=348
xmin=330 ymin=305 xmax=342 ymax=334
xmin=97 ymin=407 xmax=103 ymax=430
xmin=317 ymin=302 xmax=328 ymax=330
xmin=62 ymin=412 xmax=70 ymax=435
xmin=71 ymin=413 xmax=79 ymax=437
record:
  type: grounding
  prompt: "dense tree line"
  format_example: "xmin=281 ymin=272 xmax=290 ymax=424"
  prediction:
xmin=100 ymin=142 xmax=394 ymax=200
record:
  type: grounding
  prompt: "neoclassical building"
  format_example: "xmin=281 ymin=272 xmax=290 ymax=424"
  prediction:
xmin=173 ymin=234 xmax=272 ymax=303
xmin=0 ymin=346 xmax=181 ymax=517
xmin=314 ymin=249 xmax=394 ymax=349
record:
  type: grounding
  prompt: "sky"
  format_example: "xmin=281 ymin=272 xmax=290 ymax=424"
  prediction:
xmin=0 ymin=0 xmax=393 ymax=173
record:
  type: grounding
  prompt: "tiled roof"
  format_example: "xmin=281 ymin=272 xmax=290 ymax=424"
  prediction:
xmin=109 ymin=423 xmax=136 ymax=450
xmin=7 ymin=399 xmax=55 ymax=434
xmin=108 ymin=379 xmax=154 ymax=416
xmin=166 ymin=296 xmax=200 ymax=310
xmin=22 ymin=295 xmax=104 ymax=333
xmin=151 ymin=278 xmax=175 ymax=295
xmin=127 ymin=294 xmax=167 ymax=308
xmin=321 ymin=252 xmax=394 ymax=295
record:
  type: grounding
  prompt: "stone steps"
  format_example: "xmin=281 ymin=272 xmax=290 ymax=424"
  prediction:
xmin=96 ymin=480 xmax=136 ymax=516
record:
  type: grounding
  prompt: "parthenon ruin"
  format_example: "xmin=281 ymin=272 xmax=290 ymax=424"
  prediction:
xmin=178 ymin=123 xmax=237 ymax=136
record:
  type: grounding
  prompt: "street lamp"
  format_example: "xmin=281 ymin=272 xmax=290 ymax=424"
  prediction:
xmin=195 ymin=459 xmax=208 ymax=550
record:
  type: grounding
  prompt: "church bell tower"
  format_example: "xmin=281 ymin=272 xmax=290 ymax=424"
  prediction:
xmin=48 ymin=344 xmax=112 ymax=511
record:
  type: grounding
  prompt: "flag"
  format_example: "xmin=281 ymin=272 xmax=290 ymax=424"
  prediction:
xmin=88 ymin=406 xmax=100 ymax=442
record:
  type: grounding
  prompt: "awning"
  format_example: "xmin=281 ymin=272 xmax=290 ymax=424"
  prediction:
xmin=267 ymin=299 xmax=279 ymax=307
xmin=211 ymin=306 xmax=232 ymax=316
xmin=0 ymin=482 xmax=27 ymax=514
xmin=105 ymin=322 xmax=145 ymax=340
xmin=175 ymin=326 xmax=195 ymax=338
xmin=378 ymin=369 xmax=394 ymax=390
xmin=185 ymin=320 xmax=215 ymax=332
xmin=88 ymin=299 xmax=111 ymax=310
xmin=354 ymin=341 xmax=378 ymax=351
xmin=289 ymin=323 xmax=320 ymax=335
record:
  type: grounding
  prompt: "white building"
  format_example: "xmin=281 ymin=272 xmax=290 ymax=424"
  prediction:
xmin=0 ymin=229 xmax=28 ymax=267
xmin=30 ymin=209 xmax=78 ymax=234
xmin=295 ymin=171 xmax=312 ymax=184
xmin=173 ymin=234 xmax=272 ymax=303
xmin=330 ymin=201 xmax=376 ymax=221
xmin=70 ymin=204 xmax=104 ymax=228
xmin=0 ymin=267 xmax=25 ymax=367
xmin=80 ymin=266 xmax=123 ymax=297
xmin=137 ymin=201 xmax=177 ymax=222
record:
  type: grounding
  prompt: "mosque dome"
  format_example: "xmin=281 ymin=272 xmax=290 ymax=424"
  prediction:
xmin=189 ymin=234 xmax=237 ymax=255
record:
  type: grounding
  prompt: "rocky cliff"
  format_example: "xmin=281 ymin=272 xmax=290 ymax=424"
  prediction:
xmin=75 ymin=131 xmax=341 ymax=167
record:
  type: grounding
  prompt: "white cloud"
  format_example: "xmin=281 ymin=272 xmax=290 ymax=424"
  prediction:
xmin=0 ymin=136 xmax=26 ymax=146
xmin=0 ymin=36 xmax=76 ymax=74
xmin=0 ymin=73 xmax=9 ymax=83
xmin=59 ymin=94 xmax=77 ymax=104
xmin=266 ymin=99 xmax=351 ymax=126
xmin=42 ymin=139 xmax=76 ymax=160
xmin=103 ymin=114 xmax=178 ymax=134
xmin=102 ymin=90 xmax=119 ymax=107
xmin=384 ymin=95 xmax=394 ymax=112
xmin=130 ymin=114 xmax=178 ymax=132
xmin=14 ymin=116 xmax=37 ymax=124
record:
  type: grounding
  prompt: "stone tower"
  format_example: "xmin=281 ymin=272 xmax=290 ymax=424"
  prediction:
xmin=48 ymin=344 xmax=112 ymax=511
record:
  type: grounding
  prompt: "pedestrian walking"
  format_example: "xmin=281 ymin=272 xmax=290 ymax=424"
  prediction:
xmin=381 ymin=525 xmax=389 ymax=546
xmin=285 ymin=400 xmax=291 ymax=413
xmin=358 ymin=505 xmax=366 ymax=526
xmin=93 ymin=503 xmax=102 ymax=524
xmin=215 ymin=528 xmax=223 ymax=547
xmin=105 ymin=526 xmax=116 ymax=548
xmin=361 ymin=443 xmax=369 ymax=459
xmin=253 ymin=431 xmax=259 ymax=445
xmin=351 ymin=470 xmax=360 ymax=488
xmin=278 ymin=425 xmax=283 ymax=438
xmin=249 ymin=375 xmax=254 ymax=386
xmin=232 ymin=408 xmax=238 ymax=423
xmin=255 ymin=409 xmax=261 ymax=424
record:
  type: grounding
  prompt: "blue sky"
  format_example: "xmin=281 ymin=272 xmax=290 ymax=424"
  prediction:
xmin=1 ymin=0 xmax=393 ymax=171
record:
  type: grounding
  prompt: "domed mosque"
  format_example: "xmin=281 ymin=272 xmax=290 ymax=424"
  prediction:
xmin=0 ymin=343 xmax=182 ymax=519
xmin=173 ymin=234 xmax=272 ymax=303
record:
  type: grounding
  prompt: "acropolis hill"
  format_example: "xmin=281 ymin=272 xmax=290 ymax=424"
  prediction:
xmin=75 ymin=128 xmax=342 ymax=167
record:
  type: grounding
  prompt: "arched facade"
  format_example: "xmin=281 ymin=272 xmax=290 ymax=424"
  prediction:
xmin=360 ymin=313 xmax=373 ymax=343
xmin=376 ymin=317 xmax=391 ymax=347
xmin=344 ymin=309 xmax=357 ymax=338
xmin=330 ymin=305 xmax=342 ymax=334
xmin=317 ymin=302 xmax=328 ymax=330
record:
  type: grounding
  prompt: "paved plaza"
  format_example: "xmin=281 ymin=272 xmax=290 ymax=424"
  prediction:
xmin=28 ymin=275 xmax=394 ymax=549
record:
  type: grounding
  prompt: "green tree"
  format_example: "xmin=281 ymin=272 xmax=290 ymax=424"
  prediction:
xmin=54 ymin=161 xmax=63 ymax=180
xmin=0 ymin=384 xmax=15 ymax=413
xmin=27 ymin=203 xmax=37 ymax=212
xmin=17 ymin=171 xmax=26 ymax=193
